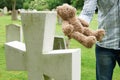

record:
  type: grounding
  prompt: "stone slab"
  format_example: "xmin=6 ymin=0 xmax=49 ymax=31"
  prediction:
xmin=5 ymin=41 xmax=26 ymax=70
xmin=6 ymin=24 xmax=23 ymax=42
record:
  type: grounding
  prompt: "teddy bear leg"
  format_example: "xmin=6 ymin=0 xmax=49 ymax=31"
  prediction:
xmin=93 ymin=29 xmax=105 ymax=41
xmin=70 ymin=32 xmax=96 ymax=48
xmin=83 ymin=27 xmax=94 ymax=36
xmin=83 ymin=27 xmax=105 ymax=41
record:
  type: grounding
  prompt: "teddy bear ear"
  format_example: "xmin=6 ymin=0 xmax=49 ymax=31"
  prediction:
xmin=56 ymin=6 xmax=61 ymax=11
xmin=56 ymin=7 xmax=59 ymax=11
xmin=70 ymin=5 xmax=76 ymax=12
xmin=63 ymin=3 xmax=69 ymax=6
xmin=73 ymin=7 xmax=76 ymax=12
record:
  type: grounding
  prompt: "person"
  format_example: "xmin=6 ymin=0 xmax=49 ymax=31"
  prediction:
xmin=79 ymin=0 xmax=120 ymax=80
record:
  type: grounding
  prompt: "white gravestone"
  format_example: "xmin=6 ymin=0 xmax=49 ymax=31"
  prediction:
xmin=5 ymin=41 xmax=26 ymax=70
xmin=5 ymin=11 xmax=81 ymax=80
xmin=5 ymin=41 xmax=81 ymax=80
xmin=6 ymin=24 xmax=23 ymax=42
xmin=3 ymin=6 xmax=8 ymax=15
xmin=6 ymin=24 xmax=66 ymax=49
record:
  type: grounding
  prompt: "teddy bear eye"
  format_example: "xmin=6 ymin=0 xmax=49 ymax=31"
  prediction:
xmin=66 ymin=8 xmax=69 ymax=10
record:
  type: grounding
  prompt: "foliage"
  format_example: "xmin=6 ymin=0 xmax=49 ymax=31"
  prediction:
xmin=23 ymin=2 xmax=29 ymax=9
xmin=23 ymin=0 xmax=34 ymax=9
xmin=71 ymin=0 xmax=84 ymax=9
xmin=0 ymin=0 xmax=7 ymax=8
xmin=0 ymin=0 xmax=84 ymax=11
xmin=46 ymin=0 xmax=71 ymax=10
xmin=46 ymin=0 xmax=62 ymax=10
xmin=25 ymin=0 xmax=66 ymax=10
xmin=0 ymin=0 xmax=24 ymax=10
xmin=29 ymin=0 xmax=48 ymax=10
xmin=42 ymin=0 xmax=84 ymax=10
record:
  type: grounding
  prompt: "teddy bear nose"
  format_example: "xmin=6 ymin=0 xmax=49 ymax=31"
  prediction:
xmin=66 ymin=8 xmax=69 ymax=10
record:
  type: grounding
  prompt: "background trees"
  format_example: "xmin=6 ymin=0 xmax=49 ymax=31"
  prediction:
xmin=71 ymin=0 xmax=84 ymax=9
xmin=0 ymin=0 xmax=24 ymax=10
xmin=0 ymin=0 xmax=84 ymax=20
xmin=0 ymin=0 xmax=84 ymax=10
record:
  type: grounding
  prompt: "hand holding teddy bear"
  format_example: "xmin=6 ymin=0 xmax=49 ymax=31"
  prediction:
xmin=56 ymin=4 xmax=105 ymax=48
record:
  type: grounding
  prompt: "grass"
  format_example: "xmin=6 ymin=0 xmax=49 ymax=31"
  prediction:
xmin=0 ymin=14 xmax=120 ymax=80
xmin=0 ymin=15 xmax=27 ymax=80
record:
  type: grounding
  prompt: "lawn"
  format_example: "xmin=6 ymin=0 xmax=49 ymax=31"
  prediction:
xmin=0 ymin=14 xmax=120 ymax=80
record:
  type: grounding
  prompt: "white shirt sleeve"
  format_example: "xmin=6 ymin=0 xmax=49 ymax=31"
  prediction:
xmin=79 ymin=0 xmax=97 ymax=23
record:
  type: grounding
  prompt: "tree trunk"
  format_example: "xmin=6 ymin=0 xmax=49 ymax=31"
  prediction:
xmin=11 ymin=0 xmax=18 ymax=20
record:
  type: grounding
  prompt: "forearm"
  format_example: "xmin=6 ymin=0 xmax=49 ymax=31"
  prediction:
xmin=79 ymin=0 xmax=97 ymax=23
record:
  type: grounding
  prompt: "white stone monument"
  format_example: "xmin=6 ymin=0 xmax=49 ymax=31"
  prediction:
xmin=5 ymin=11 xmax=81 ymax=80
xmin=6 ymin=24 xmax=66 ymax=49
xmin=6 ymin=24 xmax=23 ymax=42
xmin=3 ymin=6 xmax=8 ymax=15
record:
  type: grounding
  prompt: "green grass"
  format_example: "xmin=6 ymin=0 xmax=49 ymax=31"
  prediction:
xmin=0 ymin=14 xmax=120 ymax=80
xmin=0 ymin=15 xmax=28 ymax=80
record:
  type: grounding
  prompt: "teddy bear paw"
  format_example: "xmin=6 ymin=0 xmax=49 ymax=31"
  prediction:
xmin=62 ymin=25 xmax=74 ymax=36
xmin=85 ymin=36 xmax=96 ymax=48
xmin=96 ymin=29 xmax=105 ymax=41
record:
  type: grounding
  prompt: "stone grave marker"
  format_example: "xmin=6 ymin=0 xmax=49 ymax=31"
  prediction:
xmin=3 ymin=6 xmax=8 ymax=15
xmin=6 ymin=24 xmax=23 ymax=42
xmin=5 ymin=11 xmax=81 ymax=80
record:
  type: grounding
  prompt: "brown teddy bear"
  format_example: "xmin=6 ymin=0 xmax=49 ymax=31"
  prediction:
xmin=56 ymin=4 xmax=105 ymax=48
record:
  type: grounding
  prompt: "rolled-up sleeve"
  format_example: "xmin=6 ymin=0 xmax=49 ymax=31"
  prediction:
xmin=79 ymin=0 xmax=97 ymax=23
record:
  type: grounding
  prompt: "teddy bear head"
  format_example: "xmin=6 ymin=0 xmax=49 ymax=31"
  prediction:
xmin=56 ymin=4 xmax=76 ymax=20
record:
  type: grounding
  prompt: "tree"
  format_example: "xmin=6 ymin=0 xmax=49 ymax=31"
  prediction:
xmin=0 ymin=0 xmax=24 ymax=10
xmin=11 ymin=0 xmax=17 ymax=20
xmin=5 ymin=0 xmax=24 ymax=20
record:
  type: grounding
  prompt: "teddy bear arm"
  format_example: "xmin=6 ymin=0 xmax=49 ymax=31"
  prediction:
xmin=62 ymin=21 xmax=74 ymax=36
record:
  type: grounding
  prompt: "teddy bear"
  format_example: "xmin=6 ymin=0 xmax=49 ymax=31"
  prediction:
xmin=56 ymin=4 xmax=105 ymax=48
